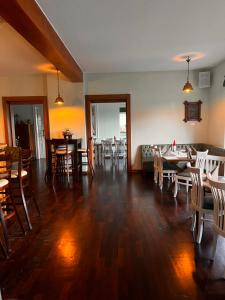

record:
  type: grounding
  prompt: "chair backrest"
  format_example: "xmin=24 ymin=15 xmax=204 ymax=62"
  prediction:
xmin=152 ymin=148 xmax=158 ymax=171
xmin=195 ymin=150 xmax=208 ymax=171
xmin=21 ymin=149 xmax=32 ymax=172
xmin=208 ymin=174 xmax=225 ymax=236
xmin=101 ymin=140 xmax=113 ymax=154
xmin=4 ymin=146 xmax=22 ymax=175
xmin=189 ymin=167 xmax=203 ymax=210
xmin=156 ymin=151 xmax=164 ymax=173
xmin=205 ymin=155 xmax=225 ymax=174
xmin=0 ymin=154 xmax=11 ymax=180
xmin=159 ymin=145 xmax=169 ymax=154
xmin=51 ymin=139 xmax=69 ymax=154
xmin=115 ymin=140 xmax=126 ymax=156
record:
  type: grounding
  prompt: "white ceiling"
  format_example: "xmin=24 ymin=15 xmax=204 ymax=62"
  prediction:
xmin=0 ymin=18 xmax=51 ymax=76
xmin=36 ymin=0 xmax=225 ymax=73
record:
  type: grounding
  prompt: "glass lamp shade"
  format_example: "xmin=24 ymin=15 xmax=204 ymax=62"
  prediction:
xmin=54 ymin=95 xmax=64 ymax=104
xmin=183 ymin=81 xmax=193 ymax=93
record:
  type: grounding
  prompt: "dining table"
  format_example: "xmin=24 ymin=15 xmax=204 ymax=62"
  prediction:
xmin=162 ymin=152 xmax=196 ymax=168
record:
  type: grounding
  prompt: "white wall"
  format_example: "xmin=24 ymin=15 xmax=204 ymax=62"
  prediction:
xmin=0 ymin=74 xmax=86 ymax=147
xmin=46 ymin=74 xmax=85 ymax=143
xmin=208 ymin=60 xmax=225 ymax=147
xmin=94 ymin=102 xmax=125 ymax=140
xmin=85 ymin=71 xmax=209 ymax=169
xmin=0 ymin=74 xmax=46 ymax=143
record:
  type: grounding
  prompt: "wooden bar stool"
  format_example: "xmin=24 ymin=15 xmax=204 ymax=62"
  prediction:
xmin=51 ymin=139 xmax=74 ymax=185
xmin=77 ymin=137 xmax=94 ymax=177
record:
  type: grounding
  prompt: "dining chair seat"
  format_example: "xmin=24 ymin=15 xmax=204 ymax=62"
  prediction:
xmin=77 ymin=148 xmax=88 ymax=153
xmin=176 ymin=171 xmax=190 ymax=177
xmin=11 ymin=169 xmax=28 ymax=178
xmin=55 ymin=149 xmax=72 ymax=155
xmin=0 ymin=179 xmax=8 ymax=188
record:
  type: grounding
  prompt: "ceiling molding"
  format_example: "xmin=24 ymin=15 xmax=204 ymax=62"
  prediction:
xmin=0 ymin=0 xmax=83 ymax=82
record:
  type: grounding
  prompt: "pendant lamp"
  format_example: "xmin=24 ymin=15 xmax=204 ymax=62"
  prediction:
xmin=183 ymin=56 xmax=193 ymax=93
xmin=55 ymin=69 xmax=64 ymax=104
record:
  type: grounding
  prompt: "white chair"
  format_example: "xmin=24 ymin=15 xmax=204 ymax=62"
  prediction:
xmin=173 ymin=150 xmax=208 ymax=197
xmin=205 ymin=155 xmax=225 ymax=174
xmin=157 ymin=151 xmax=177 ymax=190
xmin=189 ymin=167 xmax=213 ymax=244
xmin=101 ymin=140 xmax=114 ymax=163
xmin=114 ymin=139 xmax=127 ymax=166
xmin=208 ymin=175 xmax=225 ymax=278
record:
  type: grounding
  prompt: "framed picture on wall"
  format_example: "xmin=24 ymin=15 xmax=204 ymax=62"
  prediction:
xmin=183 ymin=100 xmax=202 ymax=122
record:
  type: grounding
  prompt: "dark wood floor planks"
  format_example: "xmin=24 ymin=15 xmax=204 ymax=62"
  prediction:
xmin=0 ymin=160 xmax=225 ymax=299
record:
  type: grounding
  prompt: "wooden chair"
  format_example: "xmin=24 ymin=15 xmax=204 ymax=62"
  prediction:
xmin=189 ymin=167 xmax=213 ymax=244
xmin=0 ymin=154 xmax=25 ymax=255
xmin=208 ymin=175 xmax=225 ymax=278
xmin=173 ymin=150 xmax=208 ymax=197
xmin=114 ymin=139 xmax=127 ymax=167
xmin=21 ymin=149 xmax=40 ymax=216
xmin=5 ymin=147 xmax=34 ymax=231
xmin=77 ymin=137 xmax=94 ymax=177
xmin=101 ymin=140 xmax=114 ymax=164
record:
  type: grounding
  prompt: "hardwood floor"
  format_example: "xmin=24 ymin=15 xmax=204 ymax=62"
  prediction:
xmin=1 ymin=160 xmax=225 ymax=299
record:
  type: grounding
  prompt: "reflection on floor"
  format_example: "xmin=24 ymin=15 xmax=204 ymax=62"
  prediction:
xmin=94 ymin=157 xmax=127 ymax=173
xmin=0 ymin=160 xmax=225 ymax=300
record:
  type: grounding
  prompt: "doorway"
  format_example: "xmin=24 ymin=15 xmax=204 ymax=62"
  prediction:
xmin=85 ymin=94 xmax=131 ymax=171
xmin=2 ymin=96 xmax=50 ymax=159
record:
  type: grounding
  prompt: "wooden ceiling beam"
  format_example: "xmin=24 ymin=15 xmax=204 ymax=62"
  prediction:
xmin=0 ymin=0 xmax=83 ymax=82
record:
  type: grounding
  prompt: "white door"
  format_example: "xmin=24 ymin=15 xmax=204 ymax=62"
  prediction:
xmin=33 ymin=105 xmax=46 ymax=159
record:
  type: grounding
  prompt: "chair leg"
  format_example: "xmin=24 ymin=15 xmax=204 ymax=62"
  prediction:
xmin=0 ymin=238 xmax=7 ymax=258
xmin=88 ymin=157 xmax=94 ymax=177
xmin=0 ymin=207 xmax=10 ymax=253
xmin=154 ymin=170 xmax=158 ymax=184
xmin=196 ymin=212 xmax=204 ymax=244
xmin=19 ymin=181 xmax=32 ymax=231
xmin=211 ymin=233 xmax=218 ymax=261
xmin=159 ymin=173 xmax=163 ymax=190
xmin=186 ymin=181 xmax=189 ymax=193
xmin=191 ymin=211 xmax=196 ymax=232
xmin=173 ymin=178 xmax=178 ymax=197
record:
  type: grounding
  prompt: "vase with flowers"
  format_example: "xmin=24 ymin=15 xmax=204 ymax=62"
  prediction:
xmin=62 ymin=128 xmax=73 ymax=140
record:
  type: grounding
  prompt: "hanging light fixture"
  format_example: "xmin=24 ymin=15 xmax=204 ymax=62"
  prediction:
xmin=183 ymin=56 xmax=193 ymax=93
xmin=55 ymin=69 xmax=64 ymax=104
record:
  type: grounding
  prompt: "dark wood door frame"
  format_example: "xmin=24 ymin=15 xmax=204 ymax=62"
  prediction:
xmin=2 ymin=96 xmax=50 ymax=149
xmin=85 ymin=94 xmax=131 ymax=171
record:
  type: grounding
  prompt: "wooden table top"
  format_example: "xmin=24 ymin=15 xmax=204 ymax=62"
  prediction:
xmin=163 ymin=155 xmax=194 ymax=163
xmin=0 ymin=143 xmax=7 ymax=149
